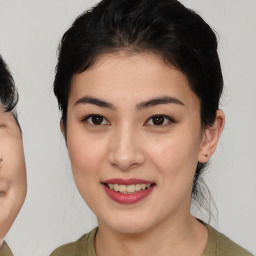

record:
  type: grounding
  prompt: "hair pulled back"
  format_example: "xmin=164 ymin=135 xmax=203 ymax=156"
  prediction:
xmin=54 ymin=0 xmax=223 ymax=212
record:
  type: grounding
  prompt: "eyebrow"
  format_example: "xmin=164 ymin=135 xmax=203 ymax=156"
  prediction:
xmin=74 ymin=96 xmax=184 ymax=110
xmin=136 ymin=96 xmax=184 ymax=110
xmin=74 ymin=96 xmax=115 ymax=109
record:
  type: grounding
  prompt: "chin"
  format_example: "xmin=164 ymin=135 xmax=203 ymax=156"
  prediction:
xmin=0 ymin=213 xmax=14 ymax=238
xmin=111 ymin=223 xmax=150 ymax=234
xmin=99 ymin=213 xmax=155 ymax=234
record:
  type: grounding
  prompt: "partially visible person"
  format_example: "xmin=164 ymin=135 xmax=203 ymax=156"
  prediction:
xmin=0 ymin=55 xmax=27 ymax=256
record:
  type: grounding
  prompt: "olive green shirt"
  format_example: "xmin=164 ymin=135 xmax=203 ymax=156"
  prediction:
xmin=50 ymin=224 xmax=253 ymax=256
xmin=0 ymin=242 xmax=13 ymax=256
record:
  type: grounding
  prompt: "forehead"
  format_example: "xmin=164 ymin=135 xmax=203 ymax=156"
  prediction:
xmin=69 ymin=52 xmax=200 ymax=109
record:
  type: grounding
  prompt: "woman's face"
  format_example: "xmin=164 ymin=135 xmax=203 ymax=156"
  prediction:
xmin=0 ymin=110 xmax=26 ymax=238
xmin=65 ymin=52 xmax=210 ymax=233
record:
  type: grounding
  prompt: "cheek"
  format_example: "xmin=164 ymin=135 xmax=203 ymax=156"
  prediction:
xmin=146 ymin=128 xmax=201 ymax=179
xmin=0 ymin=138 xmax=26 ymax=237
xmin=1 ymin=138 xmax=26 ymax=185
xmin=9 ymin=147 xmax=27 ymax=207
xmin=13 ymin=145 xmax=26 ymax=190
xmin=66 ymin=130 xmax=109 ymax=209
xmin=145 ymin=132 xmax=201 ymax=212
xmin=67 ymin=130 xmax=107 ymax=180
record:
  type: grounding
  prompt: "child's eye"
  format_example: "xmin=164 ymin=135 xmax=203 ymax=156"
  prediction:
xmin=145 ymin=115 xmax=174 ymax=126
xmin=82 ymin=114 xmax=110 ymax=125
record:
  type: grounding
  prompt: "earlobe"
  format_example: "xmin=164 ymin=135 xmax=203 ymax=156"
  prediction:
xmin=198 ymin=110 xmax=225 ymax=163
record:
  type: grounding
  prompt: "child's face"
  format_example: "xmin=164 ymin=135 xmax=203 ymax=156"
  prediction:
xmin=0 ymin=110 xmax=26 ymax=238
xmin=65 ymin=52 xmax=215 ymax=233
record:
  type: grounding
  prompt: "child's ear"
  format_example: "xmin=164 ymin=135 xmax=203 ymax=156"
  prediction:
xmin=198 ymin=110 xmax=225 ymax=163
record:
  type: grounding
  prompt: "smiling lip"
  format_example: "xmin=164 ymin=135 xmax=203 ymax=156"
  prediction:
xmin=102 ymin=178 xmax=155 ymax=204
xmin=0 ymin=180 xmax=9 ymax=196
xmin=0 ymin=191 xmax=6 ymax=197
xmin=102 ymin=178 xmax=153 ymax=185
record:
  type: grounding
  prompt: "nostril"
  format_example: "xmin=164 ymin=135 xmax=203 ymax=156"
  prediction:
xmin=108 ymin=148 xmax=146 ymax=171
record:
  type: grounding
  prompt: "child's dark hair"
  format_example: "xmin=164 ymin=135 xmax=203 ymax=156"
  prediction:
xmin=0 ymin=55 xmax=18 ymax=112
xmin=54 ymin=0 xmax=223 ymax=214
xmin=0 ymin=55 xmax=21 ymax=132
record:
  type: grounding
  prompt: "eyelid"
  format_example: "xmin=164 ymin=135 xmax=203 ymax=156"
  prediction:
xmin=144 ymin=114 xmax=175 ymax=126
xmin=81 ymin=114 xmax=110 ymax=125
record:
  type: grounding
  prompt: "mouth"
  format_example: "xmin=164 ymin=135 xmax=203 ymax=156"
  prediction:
xmin=0 ymin=177 xmax=10 ymax=198
xmin=103 ymin=183 xmax=154 ymax=194
xmin=0 ymin=180 xmax=9 ymax=197
xmin=0 ymin=191 xmax=6 ymax=197
xmin=101 ymin=179 xmax=156 ymax=204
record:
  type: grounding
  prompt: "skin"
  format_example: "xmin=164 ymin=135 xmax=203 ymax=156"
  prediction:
xmin=64 ymin=52 xmax=224 ymax=256
xmin=0 ymin=110 xmax=27 ymax=241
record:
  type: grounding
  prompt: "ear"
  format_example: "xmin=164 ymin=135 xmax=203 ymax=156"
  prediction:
xmin=60 ymin=120 xmax=68 ymax=146
xmin=198 ymin=110 xmax=225 ymax=163
xmin=60 ymin=120 xmax=65 ymax=136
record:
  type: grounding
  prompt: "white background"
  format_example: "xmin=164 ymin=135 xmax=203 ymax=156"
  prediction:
xmin=0 ymin=0 xmax=255 ymax=255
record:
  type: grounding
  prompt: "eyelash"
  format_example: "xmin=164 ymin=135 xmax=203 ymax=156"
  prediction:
xmin=145 ymin=115 xmax=175 ymax=126
xmin=81 ymin=114 xmax=110 ymax=126
xmin=81 ymin=114 xmax=175 ymax=127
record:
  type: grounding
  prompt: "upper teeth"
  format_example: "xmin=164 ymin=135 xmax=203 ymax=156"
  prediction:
xmin=107 ymin=184 xmax=151 ymax=194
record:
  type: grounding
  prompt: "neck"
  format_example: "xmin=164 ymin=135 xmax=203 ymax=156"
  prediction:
xmin=96 ymin=214 xmax=208 ymax=256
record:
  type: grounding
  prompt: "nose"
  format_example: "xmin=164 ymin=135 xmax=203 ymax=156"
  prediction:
xmin=108 ymin=125 xmax=145 ymax=171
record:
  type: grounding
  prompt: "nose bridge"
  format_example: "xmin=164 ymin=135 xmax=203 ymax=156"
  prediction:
xmin=109 ymin=122 xmax=144 ymax=170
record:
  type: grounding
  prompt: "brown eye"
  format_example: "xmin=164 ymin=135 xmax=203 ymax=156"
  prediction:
xmin=145 ymin=115 xmax=174 ymax=126
xmin=91 ymin=115 xmax=103 ymax=125
xmin=152 ymin=115 xmax=165 ymax=125
xmin=83 ymin=115 xmax=110 ymax=125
